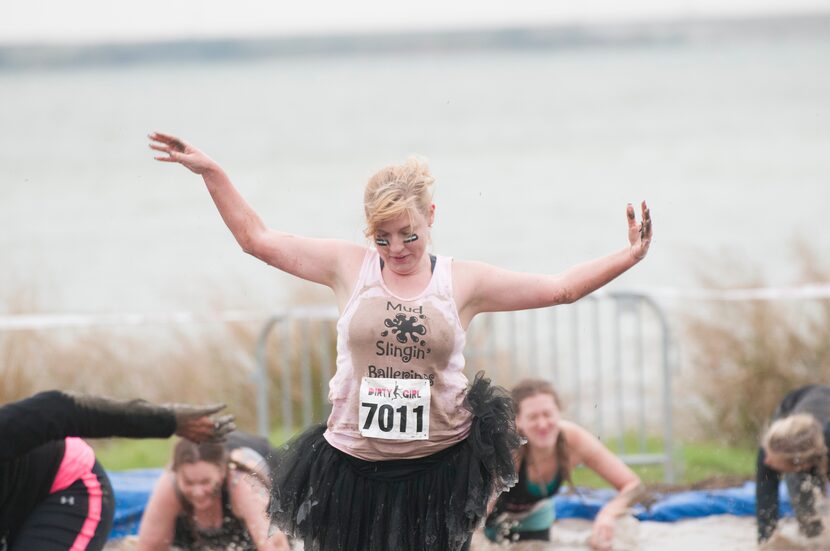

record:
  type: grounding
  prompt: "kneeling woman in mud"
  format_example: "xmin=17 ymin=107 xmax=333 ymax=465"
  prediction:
xmin=485 ymin=379 xmax=643 ymax=551
xmin=757 ymin=384 xmax=830 ymax=545
xmin=137 ymin=432 xmax=289 ymax=551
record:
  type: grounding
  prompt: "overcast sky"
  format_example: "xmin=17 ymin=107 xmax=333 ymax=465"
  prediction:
xmin=4 ymin=0 xmax=830 ymax=45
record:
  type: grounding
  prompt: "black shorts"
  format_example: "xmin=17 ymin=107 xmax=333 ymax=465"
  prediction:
xmin=9 ymin=461 xmax=114 ymax=551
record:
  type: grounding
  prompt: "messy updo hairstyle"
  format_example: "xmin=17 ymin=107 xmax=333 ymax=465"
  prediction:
xmin=762 ymin=414 xmax=828 ymax=489
xmin=172 ymin=439 xmax=228 ymax=471
xmin=363 ymin=157 xmax=434 ymax=239
xmin=511 ymin=378 xmax=574 ymax=489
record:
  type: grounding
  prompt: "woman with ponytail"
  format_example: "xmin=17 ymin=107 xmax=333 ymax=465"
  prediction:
xmin=485 ymin=379 xmax=642 ymax=551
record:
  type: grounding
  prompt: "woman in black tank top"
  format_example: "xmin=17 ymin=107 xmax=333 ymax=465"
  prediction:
xmin=173 ymin=481 xmax=254 ymax=549
xmin=137 ymin=432 xmax=289 ymax=551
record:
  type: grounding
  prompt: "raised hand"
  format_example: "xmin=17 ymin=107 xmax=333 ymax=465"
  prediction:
xmin=149 ymin=131 xmax=217 ymax=175
xmin=627 ymin=200 xmax=652 ymax=261
xmin=167 ymin=402 xmax=236 ymax=443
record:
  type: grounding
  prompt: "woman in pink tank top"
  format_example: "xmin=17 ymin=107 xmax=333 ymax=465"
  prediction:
xmin=150 ymin=131 xmax=652 ymax=551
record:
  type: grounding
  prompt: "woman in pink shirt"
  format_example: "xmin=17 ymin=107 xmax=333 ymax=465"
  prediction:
xmin=150 ymin=132 xmax=652 ymax=551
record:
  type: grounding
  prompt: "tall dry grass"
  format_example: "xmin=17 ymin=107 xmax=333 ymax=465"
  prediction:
xmin=0 ymin=282 xmax=339 ymax=435
xmin=683 ymin=242 xmax=830 ymax=446
xmin=0 ymin=323 xmax=263 ymax=428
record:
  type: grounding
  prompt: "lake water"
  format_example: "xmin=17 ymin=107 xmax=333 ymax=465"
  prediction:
xmin=1 ymin=21 xmax=829 ymax=317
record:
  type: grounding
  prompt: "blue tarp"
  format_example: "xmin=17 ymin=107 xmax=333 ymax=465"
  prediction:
xmin=110 ymin=469 xmax=164 ymax=539
xmin=554 ymin=482 xmax=793 ymax=522
xmin=108 ymin=470 xmax=795 ymax=539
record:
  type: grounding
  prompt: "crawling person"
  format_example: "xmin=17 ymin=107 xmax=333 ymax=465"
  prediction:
xmin=486 ymin=379 xmax=643 ymax=550
xmin=757 ymin=384 xmax=830 ymax=545
xmin=137 ymin=431 xmax=289 ymax=551
xmin=0 ymin=390 xmax=233 ymax=551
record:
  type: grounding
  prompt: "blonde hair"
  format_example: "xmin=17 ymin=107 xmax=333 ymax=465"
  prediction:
xmin=512 ymin=378 xmax=574 ymax=490
xmin=363 ymin=157 xmax=434 ymax=238
xmin=763 ymin=414 xmax=828 ymax=483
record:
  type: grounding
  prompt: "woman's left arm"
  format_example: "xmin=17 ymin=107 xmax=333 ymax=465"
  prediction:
xmin=229 ymin=472 xmax=290 ymax=551
xmin=456 ymin=203 xmax=651 ymax=325
xmin=566 ymin=423 xmax=643 ymax=551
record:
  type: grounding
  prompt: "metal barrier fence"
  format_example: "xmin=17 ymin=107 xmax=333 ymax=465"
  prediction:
xmin=255 ymin=291 xmax=676 ymax=482
xmin=0 ymin=294 xmax=675 ymax=481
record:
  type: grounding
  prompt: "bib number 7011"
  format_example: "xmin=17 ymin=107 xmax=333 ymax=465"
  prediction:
xmin=361 ymin=403 xmax=425 ymax=433
xmin=359 ymin=377 xmax=430 ymax=440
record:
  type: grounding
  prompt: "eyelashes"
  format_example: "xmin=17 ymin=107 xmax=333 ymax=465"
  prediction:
xmin=374 ymin=234 xmax=419 ymax=247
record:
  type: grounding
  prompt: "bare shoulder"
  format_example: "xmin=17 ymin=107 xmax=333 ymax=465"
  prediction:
xmin=153 ymin=471 xmax=179 ymax=501
xmin=451 ymin=258 xmax=490 ymax=276
xmin=337 ymin=240 xmax=369 ymax=270
xmin=559 ymin=421 xmax=595 ymax=464
xmin=562 ymin=420 xmax=604 ymax=446
xmin=140 ymin=470 xmax=181 ymax=531
xmin=331 ymin=241 xmax=369 ymax=298
xmin=450 ymin=259 xmax=488 ymax=326
xmin=228 ymin=470 xmax=270 ymax=523
xmin=450 ymin=258 xmax=492 ymax=299
xmin=228 ymin=469 xmax=269 ymax=502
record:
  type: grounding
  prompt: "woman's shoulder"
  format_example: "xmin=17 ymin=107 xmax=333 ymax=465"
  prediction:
xmin=338 ymin=241 xmax=371 ymax=263
xmin=448 ymin=258 xmax=490 ymax=290
xmin=150 ymin=470 xmax=182 ymax=509
xmin=559 ymin=419 xmax=585 ymax=439
xmin=559 ymin=421 xmax=598 ymax=462
xmin=227 ymin=468 xmax=268 ymax=501
xmin=449 ymin=258 xmax=484 ymax=272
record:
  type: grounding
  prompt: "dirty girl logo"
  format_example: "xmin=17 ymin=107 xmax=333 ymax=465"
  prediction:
xmin=377 ymin=301 xmax=431 ymax=363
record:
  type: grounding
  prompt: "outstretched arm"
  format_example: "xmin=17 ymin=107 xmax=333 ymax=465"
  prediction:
xmin=0 ymin=391 xmax=234 ymax=461
xmin=456 ymin=202 xmax=652 ymax=326
xmin=229 ymin=471 xmax=291 ymax=550
xmin=149 ymin=132 xmax=364 ymax=296
xmin=565 ymin=422 xmax=643 ymax=551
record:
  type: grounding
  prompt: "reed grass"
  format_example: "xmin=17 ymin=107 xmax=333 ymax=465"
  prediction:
xmin=681 ymin=241 xmax=830 ymax=447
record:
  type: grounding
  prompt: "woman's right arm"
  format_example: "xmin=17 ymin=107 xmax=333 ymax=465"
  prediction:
xmin=0 ymin=391 xmax=178 ymax=461
xmin=149 ymin=132 xmax=365 ymax=296
xmin=136 ymin=472 xmax=181 ymax=551
xmin=0 ymin=391 xmax=234 ymax=462
xmin=228 ymin=471 xmax=290 ymax=551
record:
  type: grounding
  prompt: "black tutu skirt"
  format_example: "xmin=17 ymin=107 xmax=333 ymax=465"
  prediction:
xmin=269 ymin=371 xmax=521 ymax=551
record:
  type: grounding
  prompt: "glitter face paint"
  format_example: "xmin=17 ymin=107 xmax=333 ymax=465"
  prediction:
xmin=374 ymin=234 xmax=418 ymax=247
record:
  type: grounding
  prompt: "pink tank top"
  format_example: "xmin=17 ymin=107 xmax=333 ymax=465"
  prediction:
xmin=50 ymin=437 xmax=95 ymax=493
xmin=323 ymin=249 xmax=472 ymax=460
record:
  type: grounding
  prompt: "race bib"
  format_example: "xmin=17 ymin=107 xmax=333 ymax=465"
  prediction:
xmin=359 ymin=377 xmax=431 ymax=440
